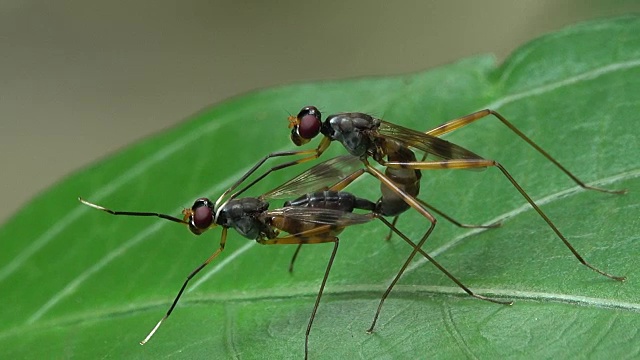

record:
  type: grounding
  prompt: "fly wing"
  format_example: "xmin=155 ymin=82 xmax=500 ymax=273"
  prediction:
xmin=267 ymin=207 xmax=375 ymax=226
xmin=378 ymin=120 xmax=485 ymax=160
xmin=261 ymin=155 xmax=362 ymax=200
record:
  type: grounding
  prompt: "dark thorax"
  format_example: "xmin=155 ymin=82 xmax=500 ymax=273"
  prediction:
xmin=216 ymin=197 xmax=274 ymax=240
xmin=321 ymin=112 xmax=381 ymax=157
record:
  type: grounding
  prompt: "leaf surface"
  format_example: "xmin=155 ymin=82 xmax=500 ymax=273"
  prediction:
xmin=1 ymin=16 xmax=639 ymax=359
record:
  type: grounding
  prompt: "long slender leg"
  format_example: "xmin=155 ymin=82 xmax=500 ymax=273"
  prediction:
xmin=363 ymin=160 xmax=437 ymax=224
xmin=327 ymin=168 xmax=366 ymax=191
xmin=368 ymin=215 xmax=511 ymax=333
xmin=383 ymin=196 xmax=502 ymax=241
xmin=305 ymin=239 xmax=338 ymax=360
xmin=416 ymin=197 xmax=501 ymax=229
xmin=289 ymin=166 xmax=500 ymax=271
xmin=365 ymin=214 xmax=432 ymax=333
xmin=289 ymin=244 xmax=303 ymax=273
xmin=258 ymin=231 xmax=340 ymax=360
xmin=425 ymin=109 xmax=625 ymax=194
xmin=348 ymin=166 xmax=441 ymax=332
xmin=140 ymin=228 xmax=229 ymax=345
xmin=367 ymin=218 xmax=434 ymax=333
xmin=362 ymin=162 xmax=440 ymax=261
xmin=384 ymin=216 xmax=400 ymax=241
xmin=284 ymin=164 xmax=494 ymax=269
xmin=287 ymin=169 xmax=365 ymax=272
xmin=215 ymin=137 xmax=332 ymax=208
xmin=379 ymin=158 xmax=625 ymax=281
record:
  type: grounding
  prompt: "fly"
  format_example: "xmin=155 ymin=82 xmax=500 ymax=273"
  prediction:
xmin=80 ymin=154 xmax=506 ymax=359
xmin=210 ymin=106 xmax=626 ymax=337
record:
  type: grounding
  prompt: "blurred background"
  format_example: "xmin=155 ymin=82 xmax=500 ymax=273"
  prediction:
xmin=1 ymin=0 xmax=638 ymax=224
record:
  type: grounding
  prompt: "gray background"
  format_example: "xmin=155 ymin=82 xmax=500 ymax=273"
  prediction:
xmin=1 ymin=1 xmax=638 ymax=224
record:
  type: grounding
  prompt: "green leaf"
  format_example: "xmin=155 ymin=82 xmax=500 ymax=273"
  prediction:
xmin=1 ymin=16 xmax=639 ymax=359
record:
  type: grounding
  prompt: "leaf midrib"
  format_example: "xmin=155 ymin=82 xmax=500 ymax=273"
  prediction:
xmin=3 ymin=282 xmax=638 ymax=342
xmin=402 ymin=168 xmax=640 ymax=279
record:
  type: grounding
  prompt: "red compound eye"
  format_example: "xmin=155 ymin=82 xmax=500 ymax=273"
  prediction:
xmin=296 ymin=106 xmax=321 ymax=139
xmin=191 ymin=198 xmax=213 ymax=229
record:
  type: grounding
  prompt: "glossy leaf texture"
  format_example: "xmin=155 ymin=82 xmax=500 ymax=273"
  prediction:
xmin=1 ymin=16 xmax=639 ymax=359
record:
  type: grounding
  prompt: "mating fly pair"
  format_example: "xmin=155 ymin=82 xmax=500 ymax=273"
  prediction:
xmin=81 ymin=105 xmax=626 ymax=359
xmin=215 ymin=105 xmax=627 ymax=334
xmin=80 ymin=154 xmax=490 ymax=359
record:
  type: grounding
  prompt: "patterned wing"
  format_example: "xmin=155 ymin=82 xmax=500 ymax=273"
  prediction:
xmin=377 ymin=120 xmax=484 ymax=160
xmin=262 ymin=155 xmax=363 ymax=200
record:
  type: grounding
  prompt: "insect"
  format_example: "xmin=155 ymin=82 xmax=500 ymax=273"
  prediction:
xmin=214 ymin=105 xmax=627 ymax=334
xmin=79 ymin=155 xmax=504 ymax=359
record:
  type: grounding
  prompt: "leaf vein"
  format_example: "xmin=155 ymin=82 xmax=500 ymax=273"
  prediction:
xmin=25 ymin=144 xmax=289 ymax=324
xmin=0 ymin=120 xmax=225 ymax=283
xmin=400 ymin=168 xmax=640 ymax=279
xmin=490 ymin=59 xmax=640 ymax=110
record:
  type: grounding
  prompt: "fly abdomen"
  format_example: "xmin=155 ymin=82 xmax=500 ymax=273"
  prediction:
xmin=378 ymin=142 xmax=421 ymax=216
xmin=285 ymin=191 xmax=376 ymax=212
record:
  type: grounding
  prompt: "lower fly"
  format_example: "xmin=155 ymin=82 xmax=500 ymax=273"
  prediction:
xmin=80 ymin=155 xmax=512 ymax=359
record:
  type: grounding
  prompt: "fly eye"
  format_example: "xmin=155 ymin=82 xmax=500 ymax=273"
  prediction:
xmin=296 ymin=106 xmax=322 ymax=139
xmin=191 ymin=198 xmax=214 ymax=230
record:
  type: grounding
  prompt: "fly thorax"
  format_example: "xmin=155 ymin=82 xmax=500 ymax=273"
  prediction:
xmin=322 ymin=113 xmax=376 ymax=156
xmin=233 ymin=217 xmax=262 ymax=239
xmin=218 ymin=198 xmax=269 ymax=240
